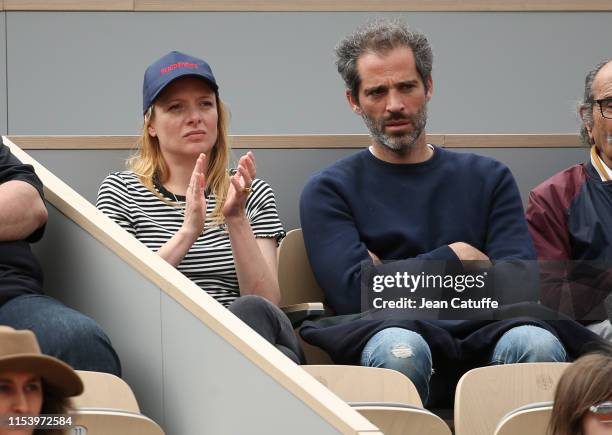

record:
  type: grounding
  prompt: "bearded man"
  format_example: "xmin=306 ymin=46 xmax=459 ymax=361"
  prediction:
xmin=298 ymin=19 xmax=600 ymax=407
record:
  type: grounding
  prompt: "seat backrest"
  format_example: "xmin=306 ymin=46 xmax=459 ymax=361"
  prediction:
xmin=278 ymin=229 xmax=325 ymax=305
xmin=69 ymin=409 xmax=164 ymax=435
xmin=297 ymin=334 xmax=334 ymax=365
xmin=72 ymin=371 xmax=140 ymax=413
xmin=303 ymin=365 xmax=422 ymax=407
xmin=353 ymin=405 xmax=452 ymax=435
xmin=454 ymin=363 xmax=569 ymax=435
xmin=494 ymin=402 xmax=553 ymax=435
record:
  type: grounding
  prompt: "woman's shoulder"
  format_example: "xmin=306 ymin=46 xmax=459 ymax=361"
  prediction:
xmin=251 ymin=177 xmax=272 ymax=190
xmin=99 ymin=171 xmax=154 ymax=200
xmin=101 ymin=170 xmax=139 ymax=184
xmin=249 ymin=178 xmax=278 ymax=201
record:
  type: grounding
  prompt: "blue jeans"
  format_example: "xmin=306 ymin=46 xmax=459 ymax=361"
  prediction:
xmin=361 ymin=327 xmax=432 ymax=404
xmin=361 ymin=325 xmax=566 ymax=405
xmin=0 ymin=294 xmax=121 ymax=376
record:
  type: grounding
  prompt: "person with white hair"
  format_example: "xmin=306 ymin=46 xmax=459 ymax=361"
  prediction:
xmin=527 ymin=59 xmax=612 ymax=340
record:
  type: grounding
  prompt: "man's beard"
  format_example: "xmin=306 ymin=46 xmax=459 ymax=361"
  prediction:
xmin=361 ymin=104 xmax=428 ymax=154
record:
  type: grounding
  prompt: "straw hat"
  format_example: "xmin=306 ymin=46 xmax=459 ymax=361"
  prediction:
xmin=0 ymin=326 xmax=83 ymax=396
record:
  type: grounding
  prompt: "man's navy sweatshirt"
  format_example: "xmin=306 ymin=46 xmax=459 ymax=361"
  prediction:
xmin=300 ymin=146 xmax=536 ymax=315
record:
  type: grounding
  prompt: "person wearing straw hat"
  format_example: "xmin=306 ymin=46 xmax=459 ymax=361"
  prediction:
xmin=0 ymin=326 xmax=83 ymax=435
xmin=527 ymin=59 xmax=612 ymax=341
xmin=97 ymin=51 xmax=303 ymax=364
xmin=0 ymin=141 xmax=120 ymax=376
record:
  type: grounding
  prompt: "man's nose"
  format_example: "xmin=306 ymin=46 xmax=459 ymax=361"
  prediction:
xmin=386 ymin=90 xmax=405 ymax=113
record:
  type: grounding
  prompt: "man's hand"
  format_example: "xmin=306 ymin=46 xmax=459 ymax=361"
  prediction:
xmin=367 ymin=249 xmax=381 ymax=265
xmin=449 ymin=242 xmax=492 ymax=268
xmin=0 ymin=180 xmax=47 ymax=241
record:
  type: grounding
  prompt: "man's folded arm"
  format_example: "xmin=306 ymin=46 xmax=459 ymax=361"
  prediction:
xmin=300 ymin=176 xmax=460 ymax=315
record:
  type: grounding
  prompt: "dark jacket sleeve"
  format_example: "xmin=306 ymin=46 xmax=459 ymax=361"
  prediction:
xmin=526 ymin=188 xmax=571 ymax=261
xmin=0 ymin=142 xmax=46 ymax=242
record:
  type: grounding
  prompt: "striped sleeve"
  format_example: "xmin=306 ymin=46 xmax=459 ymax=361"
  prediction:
xmin=96 ymin=172 xmax=137 ymax=236
xmin=245 ymin=178 xmax=285 ymax=244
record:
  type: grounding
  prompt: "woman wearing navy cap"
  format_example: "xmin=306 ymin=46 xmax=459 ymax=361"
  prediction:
xmin=97 ymin=51 xmax=303 ymax=363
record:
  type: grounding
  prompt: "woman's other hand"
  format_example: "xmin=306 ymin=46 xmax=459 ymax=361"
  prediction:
xmin=180 ymin=153 xmax=207 ymax=239
xmin=223 ymin=151 xmax=256 ymax=221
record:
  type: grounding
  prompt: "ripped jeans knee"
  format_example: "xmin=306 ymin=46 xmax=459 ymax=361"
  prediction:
xmin=360 ymin=327 xmax=433 ymax=405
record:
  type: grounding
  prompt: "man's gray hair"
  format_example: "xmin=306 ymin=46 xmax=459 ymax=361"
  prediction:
xmin=579 ymin=59 xmax=611 ymax=146
xmin=335 ymin=19 xmax=433 ymax=102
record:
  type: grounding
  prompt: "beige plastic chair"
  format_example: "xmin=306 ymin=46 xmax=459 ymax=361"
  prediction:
xmin=353 ymin=404 xmax=452 ymax=435
xmin=65 ymin=409 xmax=164 ymax=435
xmin=304 ymin=366 xmax=452 ymax=434
xmin=296 ymin=334 xmax=334 ymax=365
xmin=303 ymin=365 xmax=422 ymax=406
xmin=494 ymin=402 xmax=553 ymax=435
xmin=454 ymin=363 xmax=569 ymax=435
xmin=278 ymin=228 xmax=333 ymax=364
xmin=278 ymin=228 xmax=326 ymax=307
xmin=73 ymin=370 xmax=140 ymax=412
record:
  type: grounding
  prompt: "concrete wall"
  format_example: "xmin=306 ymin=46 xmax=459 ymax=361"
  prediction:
xmin=4 ymin=12 xmax=611 ymax=136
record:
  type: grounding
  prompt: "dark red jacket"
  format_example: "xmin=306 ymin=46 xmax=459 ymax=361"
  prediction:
xmin=526 ymin=162 xmax=612 ymax=321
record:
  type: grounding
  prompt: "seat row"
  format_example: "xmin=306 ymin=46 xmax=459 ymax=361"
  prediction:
xmin=303 ymin=364 xmax=564 ymax=435
xmin=75 ymin=363 xmax=560 ymax=435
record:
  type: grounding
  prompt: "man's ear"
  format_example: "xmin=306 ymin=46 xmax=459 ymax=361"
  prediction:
xmin=425 ymin=75 xmax=433 ymax=101
xmin=579 ymin=107 xmax=594 ymax=144
xmin=346 ymin=89 xmax=362 ymax=115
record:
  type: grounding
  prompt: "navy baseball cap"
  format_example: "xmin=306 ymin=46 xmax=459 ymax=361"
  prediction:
xmin=142 ymin=51 xmax=218 ymax=114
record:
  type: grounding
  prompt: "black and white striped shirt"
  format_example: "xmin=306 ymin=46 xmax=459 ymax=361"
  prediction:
xmin=96 ymin=171 xmax=285 ymax=307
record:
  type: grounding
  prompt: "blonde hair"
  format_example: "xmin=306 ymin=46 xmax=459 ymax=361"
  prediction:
xmin=129 ymin=94 xmax=231 ymax=225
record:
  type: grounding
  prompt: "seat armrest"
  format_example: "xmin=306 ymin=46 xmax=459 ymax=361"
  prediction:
xmin=281 ymin=303 xmax=333 ymax=326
